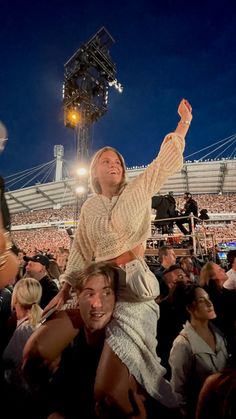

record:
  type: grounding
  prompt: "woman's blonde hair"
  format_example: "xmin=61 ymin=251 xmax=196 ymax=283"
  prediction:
xmin=11 ymin=278 xmax=43 ymax=327
xmin=199 ymin=262 xmax=215 ymax=287
xmin=89 ymin=146 xmax=127 ymax=194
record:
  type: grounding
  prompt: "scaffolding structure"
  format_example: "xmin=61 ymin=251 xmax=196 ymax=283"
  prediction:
xmin=62 ymin=27 xmax=123 ymax=225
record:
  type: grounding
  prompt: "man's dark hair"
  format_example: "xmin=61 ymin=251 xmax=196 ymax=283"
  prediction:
xmin=158 ymin=246 xmax=174 ymax=263
xmin=163 ymin=264 xmax=184 ymax=275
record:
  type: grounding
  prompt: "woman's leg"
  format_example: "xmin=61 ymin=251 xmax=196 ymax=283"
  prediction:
xmin=94 ymin=342 xmax=147 ymax=419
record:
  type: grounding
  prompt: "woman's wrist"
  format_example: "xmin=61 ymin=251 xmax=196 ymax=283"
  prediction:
xmin=178 ymin=119 xmax=191 ymax=126
xmin=61 ymin=282 xmax=72 ymax=298
xmin=178 ymin=113 xmax=192 ymax=125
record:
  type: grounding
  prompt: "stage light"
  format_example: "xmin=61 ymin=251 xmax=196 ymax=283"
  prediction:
xmin=65 ymin=109 xmax=81 ymax=127
xmin=75 ymin=185 xmax=86 ymax=194
xmin=108 ymin=78 xmax=123 ymax=93
xmin=76 ymin=167 xmax=88 ymax=176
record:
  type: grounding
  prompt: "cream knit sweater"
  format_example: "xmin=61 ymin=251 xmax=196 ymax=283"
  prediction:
xmin=60 ymin=132 xmax=185 ymax=287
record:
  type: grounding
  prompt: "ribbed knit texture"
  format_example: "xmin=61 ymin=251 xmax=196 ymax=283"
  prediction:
xmin=106 ymin=301 xmax=178 ymax=407
xmin=60 ymin=132 xmax=185 ymax=287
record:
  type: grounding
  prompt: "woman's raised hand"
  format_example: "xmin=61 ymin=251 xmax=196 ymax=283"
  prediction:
xmin=178 ymin=98 xmax=193 ymax=122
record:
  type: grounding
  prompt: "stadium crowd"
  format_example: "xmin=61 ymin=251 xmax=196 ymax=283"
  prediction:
xmin=10 ymin=193 xmax=236 ymax=227
xmin=1 ymin=97 xmax=236 ymax=417
xmin=1 ymin=243 xmax=236 ymax=419
xmin=12 ymin=228 xmax=71 ymax=255
xmin=7 ymin=193 xmax=236 ymax=256
xmin=175 ymin=193 xmax=236 ymax=213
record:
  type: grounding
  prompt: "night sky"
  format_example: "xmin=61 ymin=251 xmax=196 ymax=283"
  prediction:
xmin=0 ymin=0 xmax=236 ymax=184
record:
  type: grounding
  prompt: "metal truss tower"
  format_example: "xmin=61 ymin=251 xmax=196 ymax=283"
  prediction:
xmin=62 ymin=27 xmax=123 ymax=224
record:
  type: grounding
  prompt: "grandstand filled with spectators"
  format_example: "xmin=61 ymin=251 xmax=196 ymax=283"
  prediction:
xmin=9 ymin=193 xmax=236 ymax=256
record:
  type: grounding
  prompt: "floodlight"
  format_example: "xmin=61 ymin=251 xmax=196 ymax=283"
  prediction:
xmin=75 ymin=185 xmax=86 ymax=194
xmin=76 ymin=167 xmax=88 ymax=176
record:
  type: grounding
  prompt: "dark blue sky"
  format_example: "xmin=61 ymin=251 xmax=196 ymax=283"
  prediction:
xmin=0 ymin=0 xmax=236 ymax=181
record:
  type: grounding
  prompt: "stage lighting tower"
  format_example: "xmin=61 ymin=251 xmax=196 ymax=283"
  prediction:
xmin=63 ymin=27 xmax=123 ymax=223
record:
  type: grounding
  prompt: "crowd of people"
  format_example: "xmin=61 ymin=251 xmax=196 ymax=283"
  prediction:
xmin=11 ymin=228 xmax=71 ymax=255
xmin=9 ymin=194 xmax=236 ymax=227
xmin=8 ymin=191 xmax=236 ymax=255
xmin=176 ymin=193 xmax=236 ymax=214
xmin=1 ymin=99 xmax=236 ymax=419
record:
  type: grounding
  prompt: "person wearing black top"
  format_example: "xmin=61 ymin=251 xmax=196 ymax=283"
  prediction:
xmin=175 ymin=192 xmax=198 ymax=235
xmin=23 ymin=254 xmax=59 ymax=309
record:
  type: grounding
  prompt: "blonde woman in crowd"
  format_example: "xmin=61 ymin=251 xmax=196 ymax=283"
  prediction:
xmin=2 ymin=278 xmax=43 ymax=380
xmin=34 ymin=99 xmax=192 ymax=416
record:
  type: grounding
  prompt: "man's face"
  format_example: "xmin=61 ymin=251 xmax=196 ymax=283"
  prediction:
xmin=78 ymin=274 xmax=116 ymax=333
xmin=164 ymin=268 xmax=189 ymax=289
xmin=25 ymin=261 xmax=45 ymax=278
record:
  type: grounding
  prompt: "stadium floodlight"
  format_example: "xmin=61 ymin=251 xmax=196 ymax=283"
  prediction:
xmin=76 ymin=167 xmax=88 ymax=176
xmin=75 ymin=185 xmax=86 ymax=194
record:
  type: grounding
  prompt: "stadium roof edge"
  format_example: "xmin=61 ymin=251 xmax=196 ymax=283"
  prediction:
xmin=5 ymin=159 xmax=236 ymax=214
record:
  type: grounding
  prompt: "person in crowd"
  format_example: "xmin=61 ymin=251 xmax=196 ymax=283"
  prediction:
xmin=198 ymin=208 xmax=209 ymax=221
xmin=24 ymin=254 xmax=59 ymax=309
xmin=23 ymin=262 xmax=181 ymax=419
xmin=44 ymin=263 xmax=129 ymax=419
xmin=47 ymin=258 xmax=61 ymax=288
xmin=39 ymin=99 xmax=193 ymax=412
xmin=152 ymin=192 xmax=177 ymax=235
xmin=0 ymin=141 xmax=19 ymax=285
xmin=0 ymin=223 xmax=19 ymax=288
xmin=1 ymin=278 xmax=43 ymax=419
xmin=2 ymin=278 xmax=43 ymax=380
xmin=196 ymin=368 xmax=236 ymax=419
xmin=223 ymin=249 xmax=236 ymax=290
xmin=0 ymin=175 xmax=11 ymax=231
xmin=158 ymin=264 xmax=190 ymax=299
xmin=154 ymin=245 xmax=177 ymax=297
xmin=175 ymin=192 xmax=198 ymax=236
xmin=0 ymin=285 xmax=12 ymax=356
xmin=179 ymin=256 xmax=197 ymax=283
xmin=199 ymin=261 xmax=236 ymax=359
xmin=169 ymin=284 xmax=229 ymax=419
xmin=157 ymin=273 xmax=191 ymax=378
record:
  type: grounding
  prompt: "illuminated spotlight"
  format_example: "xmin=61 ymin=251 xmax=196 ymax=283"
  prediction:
xmin=67 ymin=109 xmax=81 ymax=126
xmin=76 ymin=167 xmax=88 ymax=176
xmin=75 ymin=185 xmax=86 ymax=194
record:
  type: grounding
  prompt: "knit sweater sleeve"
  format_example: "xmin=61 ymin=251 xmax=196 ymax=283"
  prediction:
xmin=59 ymin=207 xmax=93 ymax=288
xmin=130 ymin=133 xmax=185 ymax=198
